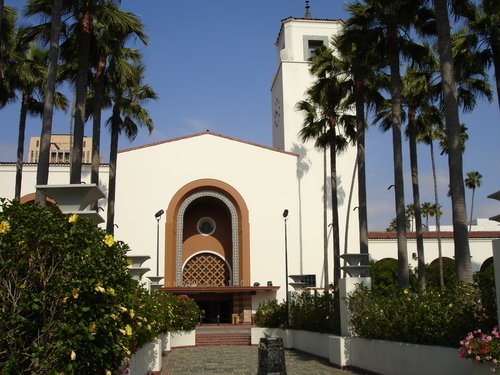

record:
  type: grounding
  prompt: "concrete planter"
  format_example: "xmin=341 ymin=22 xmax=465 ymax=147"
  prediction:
xmin=252 ymin=328 xmax=476 ymax=375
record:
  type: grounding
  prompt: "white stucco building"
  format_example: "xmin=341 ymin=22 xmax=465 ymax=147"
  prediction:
xmin=0 ymin=14 xmax=498 ymax=324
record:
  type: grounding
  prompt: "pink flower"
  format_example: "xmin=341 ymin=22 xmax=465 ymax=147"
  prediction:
xmin=476 ymin=356 xmax=481 ymax=361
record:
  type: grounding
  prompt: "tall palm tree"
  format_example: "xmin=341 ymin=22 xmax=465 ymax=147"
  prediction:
xmin=297 ymin=50 xmax=354 ymax=286
xmin=417 ymin=109 xmax=446 ymax=287
xmin=335 ymin=27 xmax=385 ymax=261
xmin=465 ymin=170 xmax=482 ymax=230
xmin=85 ymin=7 xmax=148 ymax=186
xmin=345 ymin=0 xmax=431 ymax=287
xmin=10 ymin=38 xmax=67 ymax=201
xmin=433 ymin=0 xmax=473 ymax=283
xmin=105 ymin=61 xmax=157 ymax=234
xmin=26 ymin=0 xmax=64 ymax=206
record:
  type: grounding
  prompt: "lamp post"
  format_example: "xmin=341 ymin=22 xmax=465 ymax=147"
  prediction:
xmin=154 ymin=209 xmax=164 ymax=276
xmin=283 ymin=209 xmax=289 ymax=324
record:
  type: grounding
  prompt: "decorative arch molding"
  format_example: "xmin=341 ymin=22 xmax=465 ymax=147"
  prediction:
xmin=19 ymin=193 xmax=56 ymax=205
xmin=164 ymin=179 xmax=250 ymax=288
xmin=175 ymin=190 xmax=239 ymax=286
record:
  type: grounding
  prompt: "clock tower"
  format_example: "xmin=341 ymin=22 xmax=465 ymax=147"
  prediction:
xmin=270 ymin=13 xmax=360 ymax=284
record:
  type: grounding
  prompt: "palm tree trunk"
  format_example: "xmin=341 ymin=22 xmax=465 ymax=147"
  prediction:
xmin=355 ymin=88 xmax=369 ymax=257
xmin=91 ymin=56 xmax=105 ymax=186
xmin=15 ymin=93 xmax=28 ymax=201
xmin=469 ymin=187 xmax=475 ymax=231
xmin=70 ymin=7 xmax=92 ymax=184
xmin=323 ymin=145 xmax=329 ymax=289
xmin=430 ymin=140 xmax=444 ymax=287
xmin=388 ymin=26 xmax=409 ymax=288
xmin=329 ymin=120 xmax=341 ymax=288
xmin=434 ymin=0 xmax=472 ymax=283
xmin=408 ymin=107 xmax=425 ymax=290
xmin=106 ymin=105 xmax=120 ymax=235
xmin=35 ymin=0 xmax=62 ymax=205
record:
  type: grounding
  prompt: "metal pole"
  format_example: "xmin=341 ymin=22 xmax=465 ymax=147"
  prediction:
xmin=156 ymin=217 xmax=160 ymax=276
xmin=283 ymin=209 xmax=289 ymax=324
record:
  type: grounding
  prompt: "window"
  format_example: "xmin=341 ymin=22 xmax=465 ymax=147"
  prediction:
xmin=197 ymin=217 xmax=216 ymax=236
xmin=30 ymin=151 xmax=34 ymax=162
xmin=36 ymin=140 xmax=39 ymax=147
xmin=300 ymin=274 xmax=316 ymax=288
xmin=303 ymin=36 xmax=329 ymax=60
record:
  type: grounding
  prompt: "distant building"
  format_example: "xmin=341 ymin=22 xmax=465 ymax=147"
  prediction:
xmin=28 ymin=134 xmax=93 ymax=164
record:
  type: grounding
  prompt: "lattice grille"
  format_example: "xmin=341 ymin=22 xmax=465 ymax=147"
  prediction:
xmin=183 ymin=253 xmax=230 ymax=287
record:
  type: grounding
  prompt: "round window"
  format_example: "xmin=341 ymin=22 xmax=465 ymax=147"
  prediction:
xmin=197 ymin=217 xmax=216 ymax=236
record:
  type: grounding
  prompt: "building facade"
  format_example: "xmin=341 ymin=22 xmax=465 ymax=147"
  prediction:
xmin=28 ymin=134 xmax=93 ymax=164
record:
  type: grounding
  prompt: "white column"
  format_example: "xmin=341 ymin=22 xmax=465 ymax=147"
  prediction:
xmin=339 ymin=277 xmax=371 ymax=337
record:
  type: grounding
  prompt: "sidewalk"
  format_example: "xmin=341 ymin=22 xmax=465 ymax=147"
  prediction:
xmin=161 ymin=345 xmax=366 ymax=375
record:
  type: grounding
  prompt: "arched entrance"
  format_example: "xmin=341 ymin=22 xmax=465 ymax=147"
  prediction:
xmin=163 ymin=179 xmax=258 ymax=324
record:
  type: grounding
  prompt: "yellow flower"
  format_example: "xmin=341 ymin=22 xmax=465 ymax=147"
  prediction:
xmin=448 ymin=303 xmax=453 ymax=308
xmin=70 ymin=350 xmax=76 ymax=361
xmin=124 ymin=324 xmax=132 ymax=336
xmin=0 ymin=220 xmax=10 ymax=234
xmin=129 ymin=309 xmax=135 ymax=318
xmin=72 ymin=288 xmax=79 ymax=299
xmin=105 ymin=370 xmax=112 ymax=375
xmin=94 ymin=284 xmax=105 ymax=293
xmin=104 ymin=234 xmax=115 ymax=247
xmin=110 ymin=313 xmax=118 ymax=321
xmin=107 ymin=287 xmax=115 ymax=296
xmin=403 ymin=289 xmax=409 ymax=294
xmin=118 ymin=305 xmax=127 ymax=313
xmin=88 ymin=322 xmax=96 ymax=332
xmin=68 ymin=214 xmax=78 ymax=223
xmin=62 ymin=296 xmax=69 ymax=304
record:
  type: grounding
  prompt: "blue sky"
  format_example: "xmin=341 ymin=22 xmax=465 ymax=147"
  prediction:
xmin=1 ymin=0 xmax=499 ymax=231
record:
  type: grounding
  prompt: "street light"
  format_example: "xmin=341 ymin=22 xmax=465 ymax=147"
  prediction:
xmin=155 ymin=209 xmax=164 ymax=276
xmin=283 ymin=209 xmax=289 ymax=324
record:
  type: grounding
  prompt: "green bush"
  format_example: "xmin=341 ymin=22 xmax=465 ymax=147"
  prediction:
xmin=474 ymin=264 xmax=497 ymax=329
xmin=425 ymin=258 xmax=457 ymax=288
xmin=370 ymin=259 xmax=418 ymax=293
xmin=348 ymin=282 xmax=481 ymax=347
xmin=254 ymin=299 xmax=287 ymax=328
xmin=289 ymin=290 xmax=340 ymax=334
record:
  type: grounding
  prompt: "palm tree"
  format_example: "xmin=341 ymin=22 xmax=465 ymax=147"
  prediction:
xmin=335 ymin=26 xmax=385 ymax=261
xmin=26 ymin=0 xmax=63 ymax=206
xmin=10 ymin=38 xmax=67 ymax=201
xmin=86 ymin=7 xmax=148 ymax=187
xmin=105 ymin=61 xmax=157 ymax=234
xmin=465 ymin=170 xmax=483 ymax=230
xmin=297 ymin=47 xmax=354 ymax=286
xmin=421 ymin=201 xmax=433 ymax=228
xmin=345 ymin=0 xmax=431 ymax=288
xmin=433 ymin=0 xmax=473 ymax=283
xmin=417 ymin=112 xmax=446 ymax=287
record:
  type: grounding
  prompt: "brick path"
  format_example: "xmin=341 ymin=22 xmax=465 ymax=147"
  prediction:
xmin=162 ymin=345 xmax=367 ymax=375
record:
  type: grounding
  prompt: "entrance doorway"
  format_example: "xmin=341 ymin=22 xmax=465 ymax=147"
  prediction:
xmin=195 ymin=293 xmax=233 ymax=324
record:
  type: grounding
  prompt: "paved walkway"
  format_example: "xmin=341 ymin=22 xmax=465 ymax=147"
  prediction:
xmin=162 ymin=345 xmax=368 ymax=375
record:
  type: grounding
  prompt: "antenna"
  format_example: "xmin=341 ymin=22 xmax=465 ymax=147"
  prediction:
xmin=305 ymin=0 xmax=312 ymax=18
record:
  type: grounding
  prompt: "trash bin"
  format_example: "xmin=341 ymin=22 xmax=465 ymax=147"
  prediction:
xmin=257 ymin=337 xmax=287 ymax=375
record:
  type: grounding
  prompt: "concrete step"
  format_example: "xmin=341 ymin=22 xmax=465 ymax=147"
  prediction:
xmin=195 ymin=333 xmax=251 ymax=346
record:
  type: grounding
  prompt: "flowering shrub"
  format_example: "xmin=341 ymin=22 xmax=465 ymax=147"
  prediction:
xmin=0 ymin=199 xmax=198 ymax=373
xmin=348 ymin=282 xmax=480 ymax=346
xmin=254 ymin=299 xmax=287 ymax=328
xmin=459 ymin=327 xmax=500 ymax=369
